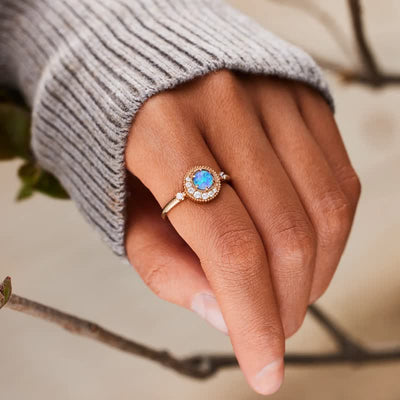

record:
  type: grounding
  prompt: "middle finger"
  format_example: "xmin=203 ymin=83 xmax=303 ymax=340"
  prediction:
xmin=200 ymin=77 xmax=317 ymax=337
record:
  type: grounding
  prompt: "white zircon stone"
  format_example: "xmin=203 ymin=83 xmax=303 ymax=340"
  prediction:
xmin=176 ymin=192 xmax=184 ymax=201
xmin=202 ymin=193 xmax=208 ymax=200
xmin=194 ymin=191 xmax=201 ymax=199
xmin=185 ymin=182 xmax=192 ymax=188
xmin=188 ymin=187 xmax=195 ymax=194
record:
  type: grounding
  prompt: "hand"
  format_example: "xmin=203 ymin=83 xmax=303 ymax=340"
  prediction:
xmin=124 ymin=70 xmax=361 ymax=395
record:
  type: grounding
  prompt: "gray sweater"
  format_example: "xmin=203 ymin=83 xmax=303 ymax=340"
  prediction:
xmin=0 ymin=0 xmax=332 ymax=256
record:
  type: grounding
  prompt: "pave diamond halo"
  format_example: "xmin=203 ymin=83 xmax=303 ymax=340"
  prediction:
xmin=183 ymin=166 xmax=221 ymax=203
xmin=161 ymin=166 xmax=230 ymax=219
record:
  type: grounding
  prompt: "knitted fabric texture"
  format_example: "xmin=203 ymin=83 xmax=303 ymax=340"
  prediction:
xmin=0 ymin=0 xmax=333 ymax=256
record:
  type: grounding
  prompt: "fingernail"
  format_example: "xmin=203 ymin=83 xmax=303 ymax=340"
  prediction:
xmin=191 ymin=293 xmax=228 ymax=334
xmin=252 ymin=358 xmax=284 ymax=395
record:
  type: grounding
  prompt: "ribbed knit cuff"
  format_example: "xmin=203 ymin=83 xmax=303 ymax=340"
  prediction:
xmin=0 ymin=0 xmax=333 ymax=256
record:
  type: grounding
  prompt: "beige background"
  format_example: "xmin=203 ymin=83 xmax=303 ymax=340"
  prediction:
xmin=1 ymin=1 xmax=400 ymax=398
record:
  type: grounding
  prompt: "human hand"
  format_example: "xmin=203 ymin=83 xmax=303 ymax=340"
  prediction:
xmin=125 ymin=70 xmax=361 ymax=395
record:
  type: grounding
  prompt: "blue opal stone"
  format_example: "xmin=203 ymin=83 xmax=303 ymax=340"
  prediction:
xmin=193 ymin=170 xmax=214 ymax=190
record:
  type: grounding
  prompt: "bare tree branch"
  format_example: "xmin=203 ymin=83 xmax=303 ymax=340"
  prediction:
xmin=308 ymin=305 xmax=367 ymax=356
xmin=348 ymin=0 xmax=380 ymax=78
xmin=6 ymin=293 xmax=400 ymax=379
xmin=7 ymin=294 xmax=211 ymax=378
xmin=267 ymin=0 xmax=400 ymax=86
xmin=344 ymin=0 xmax=400 ymax=86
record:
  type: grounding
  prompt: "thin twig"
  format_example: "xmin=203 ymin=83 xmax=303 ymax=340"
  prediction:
xmin=308 ymin=305 xmax=367 ymax=357
xmin=344 ymin=0 xmax=400 ymax=86
xmin=348 ymin=0 xmax=380 ymax=78
xmin=267 ymin=0 xmax=400 ymax=86
xmin=7 ymin=294 xmax=211 ymax=378
xmin=6 ymin=294 xmax=400 ymax=379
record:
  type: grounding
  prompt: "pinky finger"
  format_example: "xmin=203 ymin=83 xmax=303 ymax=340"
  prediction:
xmin=294 ymin=84 xmax=361 ymax=207
xmin=294 ymin=84 xmax=361 ymax=302
xmin=125 ymin=174 xmax=228 ymax=334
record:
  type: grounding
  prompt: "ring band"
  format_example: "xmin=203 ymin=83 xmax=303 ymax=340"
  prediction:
xmin=161 ymin=166 xmax=230 ymax=219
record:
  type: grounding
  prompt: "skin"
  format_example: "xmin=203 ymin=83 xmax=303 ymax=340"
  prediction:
xmin=124 ymin=70 xmax=361 ymax=395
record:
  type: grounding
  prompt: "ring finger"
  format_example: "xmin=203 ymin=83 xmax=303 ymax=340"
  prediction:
xmin=199 ymin=80 xmax=317 ymax=338
xmin=126 ymin=94 xmax=285 ymax=395
xmin=255 ymin=80 xmax=355 ymax=303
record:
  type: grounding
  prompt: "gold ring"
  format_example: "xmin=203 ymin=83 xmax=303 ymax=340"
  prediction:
xmin=161 ymin=165 xmax=230 ymax=219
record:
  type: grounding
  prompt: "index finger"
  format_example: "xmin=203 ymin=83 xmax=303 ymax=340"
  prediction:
xmin=127 ymin=117 xmax=285 ymax=395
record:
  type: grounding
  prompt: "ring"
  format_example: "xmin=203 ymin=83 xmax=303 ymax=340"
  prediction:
xmin=161 ymin=165 xmax=231 ymax=219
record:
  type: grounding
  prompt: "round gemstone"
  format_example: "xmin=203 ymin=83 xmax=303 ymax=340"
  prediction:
xmin=176 ymin=192 xmax=185 ymax=201
xmin=185 ymin=181 xmax=192 ymax=188
xmin=194 ymin=191 xmax=201 ymax=199
xmin=188 ymin=187 xmax=195 ymax=194
xmin=202 ymin=192 xmax=208 ymax=200
xmin=193 ymin=170 xmax=214 ymax=190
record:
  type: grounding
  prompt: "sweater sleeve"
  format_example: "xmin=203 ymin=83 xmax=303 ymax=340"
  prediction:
xmin=0 ymin=0 xmax=333 ymax=257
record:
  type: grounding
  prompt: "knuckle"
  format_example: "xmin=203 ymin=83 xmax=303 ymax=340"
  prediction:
xmin=310 ymin=280 xmax=331 ymax=304
xmin=348 ymin=171 xmax=362 ymax=200
xmin=142 ymin=262 xmax=169 ymax=298
xmin=270 ymin=211 xmax=316 ymax=270
xmin=202 ymin=70 xmax=242 ymax=104
xmin=198 ymin=69 xmax=247 ymax=125
xmin=336 ymin=164 xmax=362 ymax=201
xmin=131 ymin=244 xmax=170 ymax=299
xmin=317 ymin=190 xmax=353 ymax=246
xmin=204 ymin=69 xmax=238 ymax=90
xmin=352 ymin=174 xmax=362 ymax=199
xmin=210 ymin=221 xmax=264 ymax=281
xmin=140 ymin=91 xmax=180 ymax=122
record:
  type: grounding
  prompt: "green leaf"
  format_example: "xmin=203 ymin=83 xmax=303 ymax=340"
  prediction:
xmin=0 ymin=103 xmax=31 ymax=160
xmin=18 ymin=161 xmax=41 ymax=184
xmin=16 ymin=162 xmax=40 ymax=201
xmin=0 ymin=87 xmax=69 ymax=201
xmin=0 ymin=277 xmax=12 ymax=309
xmin=34 ymin=171 xmax=70 ymax=199
xmin=16 ymin=183 xmax=34 ymax=201
xmin=16 ymin=162 xmax=69 ymax=201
